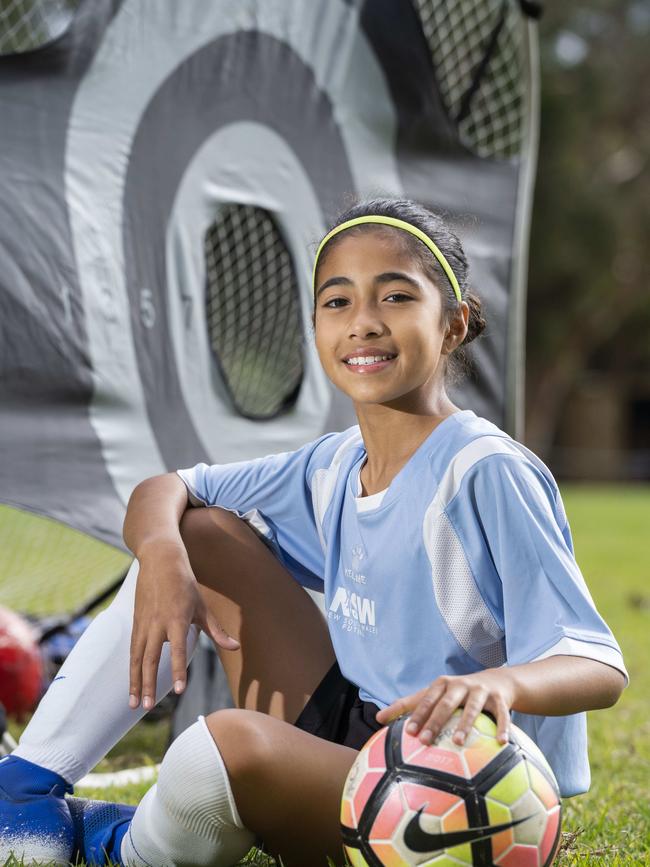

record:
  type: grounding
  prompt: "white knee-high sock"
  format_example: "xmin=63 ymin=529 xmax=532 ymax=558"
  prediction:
xmin=13 ymin=561 xmax=199 ymax=783
xmin=121 ymin=716 xmax=254 ymax=867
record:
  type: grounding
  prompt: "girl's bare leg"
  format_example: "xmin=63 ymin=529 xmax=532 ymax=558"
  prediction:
xmin=180 ymin=508 xmax=356 ymax=865
xmin=180 ymin=505 xmax=336 ymax=723
xmin=206 ymin=708 xmax=357 ymax=867
xmin=122 ymin=509 xmax=353 ymax=867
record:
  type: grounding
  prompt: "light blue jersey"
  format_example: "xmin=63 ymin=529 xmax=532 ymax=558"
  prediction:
xmin=178 ymin=410 xmax=626 ymax=796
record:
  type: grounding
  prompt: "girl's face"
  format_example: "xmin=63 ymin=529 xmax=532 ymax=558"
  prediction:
xmin=314 ymin=230 xmax=467 ymax=410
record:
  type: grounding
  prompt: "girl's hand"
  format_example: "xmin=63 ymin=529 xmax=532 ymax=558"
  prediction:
xmin=129 ymin=540 xmax=239 ymax=711
xmin=375 ymin=669 xmax=516 ymax=747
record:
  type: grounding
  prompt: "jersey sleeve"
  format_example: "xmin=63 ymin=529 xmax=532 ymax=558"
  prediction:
xmin=176 ymin=433 xmax=341 ymax=591
xmin=464 ymin=454 xmax=628 ymax=681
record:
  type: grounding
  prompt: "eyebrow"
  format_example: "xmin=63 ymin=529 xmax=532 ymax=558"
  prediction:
xmin=375 ymin=272 xmax=423 ymax=290
xmin=316 ymin=271 xmax=422 ymax=299
xmin=316 ymin=276 xmax=353 ymax=298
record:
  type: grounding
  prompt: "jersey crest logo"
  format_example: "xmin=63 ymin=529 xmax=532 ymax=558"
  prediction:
xmin=351 ymin=544 xmax=365 ymax=570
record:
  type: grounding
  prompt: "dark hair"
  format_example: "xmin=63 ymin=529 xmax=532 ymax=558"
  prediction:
xmin=314 ymin=198 xmax=486 ymax=382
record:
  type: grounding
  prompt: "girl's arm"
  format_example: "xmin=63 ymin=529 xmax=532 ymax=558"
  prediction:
xmin=376 ymin=656 xmax=625 ymax=747
xmin=123 ymin=472 xmax=190 ymax=557
xmin=389 ymin=455 xmax=626 ymax=752
xmin=123 ymin=473 xmax=239 ymax=711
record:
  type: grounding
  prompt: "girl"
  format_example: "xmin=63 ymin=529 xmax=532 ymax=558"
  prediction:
xmin=0 ymin=199 xmax=626 ymax=867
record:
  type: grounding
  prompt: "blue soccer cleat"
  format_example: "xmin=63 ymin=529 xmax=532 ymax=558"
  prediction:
xmin=68 ymin=796 xmax=135 ymax=865
xmin=0 ymin=754 xmax=74 ymax=866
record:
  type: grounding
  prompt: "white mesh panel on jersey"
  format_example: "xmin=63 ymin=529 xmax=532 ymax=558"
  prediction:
xmin=424 ymin=509 xmax=505 ymax=668
xmin=311 ymin=429 xmax=363 ymax=551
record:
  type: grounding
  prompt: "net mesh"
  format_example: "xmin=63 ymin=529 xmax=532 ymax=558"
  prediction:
xmin=412 ymin=0 xmax=525 ymax=159
xmin=0 ymin=506 xmax=129 ymax=618
xmin=0 ymin=0 xmax=80 ymax=54
xmin=205 ymin=204 xmax=304 ymax=419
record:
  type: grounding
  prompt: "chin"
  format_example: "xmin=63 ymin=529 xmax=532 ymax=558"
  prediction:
xmin=348 ymin=387 xmax=407 ymax=406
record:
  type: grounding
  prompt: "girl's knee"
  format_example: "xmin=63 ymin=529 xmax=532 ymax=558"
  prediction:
xmin=180 ymin=507 xmax=266 ymax=564
xmin=179 ymin=505 xmax=237 ymax=546
xmin=127 ymin=717 xmax=255 ymax=866
xmin=179 ymin=508 xmax=257 ymax=578
xmin=204 ymin=708 xmax=274 ymax=783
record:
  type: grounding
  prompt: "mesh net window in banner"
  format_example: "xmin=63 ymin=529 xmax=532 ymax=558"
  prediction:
xmin=205 ymin=204 xmax=304 ymax=420
xmin=0 ymin=0 xmax=80 ymax=54
xmin=412 ymin=0 xmax=525 ymax=159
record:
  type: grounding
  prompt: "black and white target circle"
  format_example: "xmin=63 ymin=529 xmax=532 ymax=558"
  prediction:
xmin=66 ymin=0 xmax=401 ymax=501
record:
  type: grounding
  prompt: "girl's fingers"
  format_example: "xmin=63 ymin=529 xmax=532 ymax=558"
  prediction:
xmin=404 ymin=682 xmax=448 ymax=739
xmin=452 ymin=686 xmax=488 ymax=745
xmin=202 ymin=609 xmax=240 ymax=652
xmin=376 ymin=688 xmax=427 ymax=725
xmin=416 ymin=683 xmax=466 ymax=745
xmin=492 ymin=696 xmax=511 ymax=744
xmin=140 ymin=633 xmax=164 ymax=711
xmin=168 ymin=621 xmax=190 ymax=695
xmin=129 ymin=625 xmax=146 ymax=707
xmin=376 ymin=678 xmax=513 ymax=750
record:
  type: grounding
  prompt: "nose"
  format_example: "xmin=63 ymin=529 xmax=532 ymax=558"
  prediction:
xmin=348 ymin=301 xmax=387 ymax=340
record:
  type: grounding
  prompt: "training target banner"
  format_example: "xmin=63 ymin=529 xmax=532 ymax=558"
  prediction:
xmin=0 ymin=0 xmax=539 ymax=549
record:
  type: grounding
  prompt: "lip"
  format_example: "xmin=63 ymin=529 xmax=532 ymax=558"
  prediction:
xmin=343 ymin=358 xmax=396 ymax=374
xmin=341 ymin=348 xmax=398 ymax=374
xmin=342 ymin=347 xmax=398 ymax=361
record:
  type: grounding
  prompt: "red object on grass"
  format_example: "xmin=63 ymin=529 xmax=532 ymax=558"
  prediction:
xmin=0 ymin=605 xmax=43 ymax=718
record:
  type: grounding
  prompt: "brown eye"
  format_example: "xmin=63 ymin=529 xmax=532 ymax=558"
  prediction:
xmin=385 ymin=293 xmax=413 ymax=303
xmin=322 ymin=297 xmax=349 ymax=308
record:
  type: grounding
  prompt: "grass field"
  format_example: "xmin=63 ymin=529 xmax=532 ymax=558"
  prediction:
xmin=2 ymin=485 xmax=649 ymax=866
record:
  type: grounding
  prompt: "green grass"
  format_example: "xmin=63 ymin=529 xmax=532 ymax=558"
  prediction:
xmin=3 ymin=486 xmax=650 ymax=865
xmin=551 ymin=485 xmax=650 ymax=865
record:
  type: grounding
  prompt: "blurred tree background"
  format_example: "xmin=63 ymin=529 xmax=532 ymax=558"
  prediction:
xmin=526 ymin=0 xmax=650 ymax=480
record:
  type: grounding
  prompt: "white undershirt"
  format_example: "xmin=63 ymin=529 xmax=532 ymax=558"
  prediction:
xmin=355 ymin=469 xmax=388 ymax=512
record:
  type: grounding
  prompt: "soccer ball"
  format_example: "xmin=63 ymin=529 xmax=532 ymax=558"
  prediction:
xmin=0 ymin=606 xmax=44 ymax=718
xmin=341 ymin=711 xmax=561 ymax=867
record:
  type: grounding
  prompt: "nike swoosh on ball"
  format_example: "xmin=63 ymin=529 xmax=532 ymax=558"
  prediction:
xmin=403 ymin=808 xmax=532 ymax=852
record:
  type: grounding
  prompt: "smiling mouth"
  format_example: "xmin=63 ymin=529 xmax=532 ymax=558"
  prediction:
xmin=343 ymin=354 xmax=397 ymax=367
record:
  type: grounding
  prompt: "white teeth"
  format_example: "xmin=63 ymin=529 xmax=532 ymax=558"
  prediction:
xmin=345 ymin=355 xmax=394 ymax=366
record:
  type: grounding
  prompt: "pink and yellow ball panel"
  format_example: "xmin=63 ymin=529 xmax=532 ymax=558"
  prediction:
xmin=341 ymin=712 xmax=561 ymax=867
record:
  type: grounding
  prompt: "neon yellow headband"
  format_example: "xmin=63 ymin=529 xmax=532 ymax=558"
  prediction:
xmin=312 ymin=215 xmax=462 ymax=303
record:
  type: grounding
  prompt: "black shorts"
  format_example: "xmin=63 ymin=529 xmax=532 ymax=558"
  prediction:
xmin=294 ymin=661 xmax=383 ymax=750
